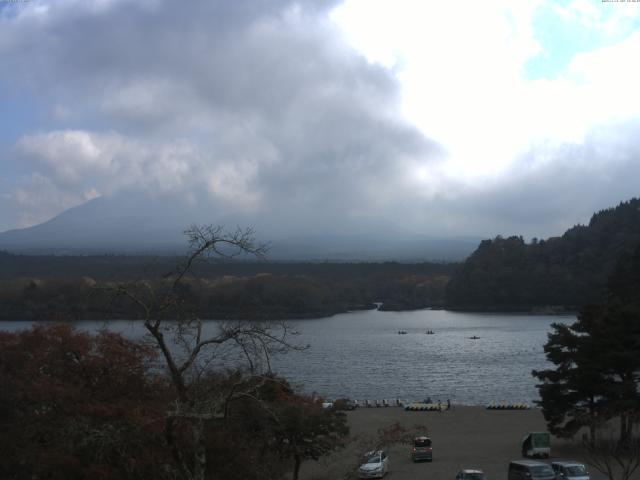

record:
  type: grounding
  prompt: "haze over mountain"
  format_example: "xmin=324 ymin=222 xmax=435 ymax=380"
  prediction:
xmin=0 ymin=190 xmax=482 ymax=261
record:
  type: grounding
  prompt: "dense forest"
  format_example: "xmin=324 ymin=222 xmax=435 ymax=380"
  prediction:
xmin=446 ymin=198 xmax=640 ymax=310
xmin=0 ymin=256 xmax=453 ymax=321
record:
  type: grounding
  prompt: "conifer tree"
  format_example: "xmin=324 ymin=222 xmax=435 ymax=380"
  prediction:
xmin=533 ymin=245 xmax=640 ymax=446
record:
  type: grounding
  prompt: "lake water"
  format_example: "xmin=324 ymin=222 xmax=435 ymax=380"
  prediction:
xmin=0 ymin=309 xmax=573 ymax=406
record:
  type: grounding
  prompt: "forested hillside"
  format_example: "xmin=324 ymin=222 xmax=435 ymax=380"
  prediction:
xmin=0 ymin=257 xmax=453 ymax=321
xmin=446 ymin=198 xmax=640 ymax=310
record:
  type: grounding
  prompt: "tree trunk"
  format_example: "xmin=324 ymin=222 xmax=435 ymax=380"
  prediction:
xmin=293 ymin=454 xmax=302 ymax=480
xmin=618 ymin=373 xmax=637 ymax=449
xmin=192 ymin=418 xmax=207 ymax=480
xmin=165 ymin=416 xmax=193 ymax=480
xmin=619 ymin=413 xmax=629 ymax=448
xmin=589 ymin=421 xmax=597 ymax=447
xmin=589 ymin=399 xmax=597 ymax=447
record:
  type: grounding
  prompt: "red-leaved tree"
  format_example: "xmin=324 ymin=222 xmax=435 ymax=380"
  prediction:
xmin=0 ymin=324 xmax=168 ymax=479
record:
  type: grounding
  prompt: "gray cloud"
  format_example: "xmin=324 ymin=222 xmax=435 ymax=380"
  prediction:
xmin=1 ymin=0 xmax=440 ymax=234
xmin=429 ymin=120 xmax=640 ymax=238
xmin=1 ymin=0 xmax=638 ymax=242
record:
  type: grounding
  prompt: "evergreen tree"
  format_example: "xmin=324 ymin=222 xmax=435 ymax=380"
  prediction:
xmin=533 ymin=245 xmax=640 ymax=446
xmin=533 ymin=315 xmax=607 ymax=443
xmin=594 ymin=245 xmax=640 ymax=446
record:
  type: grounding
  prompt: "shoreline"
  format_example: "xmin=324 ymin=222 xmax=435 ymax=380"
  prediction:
xmin=0 ymin=304 xmax=578 ymax=323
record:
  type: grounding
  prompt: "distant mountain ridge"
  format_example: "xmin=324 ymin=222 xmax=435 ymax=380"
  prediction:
xmin=0 ymin=193 xmax=481 ymax=261
xmin=0 ymin=194 xmax=191 ymax=253
xmin=446 ymin=198 xmax=640 ymax=310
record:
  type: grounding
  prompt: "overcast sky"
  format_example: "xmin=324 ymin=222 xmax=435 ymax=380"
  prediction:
xmin=1 ymin=0 xmax=639 ymax=239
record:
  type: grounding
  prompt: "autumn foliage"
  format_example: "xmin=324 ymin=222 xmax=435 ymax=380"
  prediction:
xmin=0 ymin=325 xmax=349 ymax=480
xmin=0 ymin=325 xmax=168 ymax=479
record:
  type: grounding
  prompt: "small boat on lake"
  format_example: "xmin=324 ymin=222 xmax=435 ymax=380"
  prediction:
xmin=469 ymin=335 xmax=480 ymax=340
xmin=425 ymin=330 xmax=435 ymax=335
xmin=398 ymin=330 xmax=408 ymax=335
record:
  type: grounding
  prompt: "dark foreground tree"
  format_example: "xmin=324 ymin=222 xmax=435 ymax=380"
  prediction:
xmin=578 ymin=301 xmax=640 ymax=447
xmin=272 ymin=396 xmax=349 ymax=480
xmin=533 ymin=245 xmax=640 ymax=447
xmin=193 ymin=373 xmax=348 ymax=480
xmin=0 ymin=325 xmax=167 ymax=479
xmin=532 ymin=314 xmax=607 ymax=443
xmin=0 ymin=324 xmax=344 ymax=480
xmin=111 ymin=225 xmax=303 ymax=480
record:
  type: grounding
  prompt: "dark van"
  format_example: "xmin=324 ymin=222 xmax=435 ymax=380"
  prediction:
xmin=508 ymin=460 xmax=556 ymax=480
xmin=551 ymin=461 xmax=590 ymax=480
xmin=411 ymin=436 xmax=433 ymax=462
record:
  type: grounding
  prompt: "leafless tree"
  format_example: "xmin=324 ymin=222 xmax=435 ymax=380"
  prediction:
xmin=583 ymin=428 xmax=640 ymax=480
xmin=112 ymin=225 xmax=303 ymax=480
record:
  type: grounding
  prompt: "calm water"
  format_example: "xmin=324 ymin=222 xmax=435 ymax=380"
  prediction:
xmin=1 ymin=309 xmax=573 ymax=405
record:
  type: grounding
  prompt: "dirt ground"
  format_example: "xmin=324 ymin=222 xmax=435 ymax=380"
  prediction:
xmin=299 ymin=406 xmax=611 ymax=480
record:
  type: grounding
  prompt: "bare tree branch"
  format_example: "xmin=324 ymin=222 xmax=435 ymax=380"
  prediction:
xmin=583 ymin=432 xmax=640 ymax=480
xmin=103 ymin=225 xmax=297 ymax=480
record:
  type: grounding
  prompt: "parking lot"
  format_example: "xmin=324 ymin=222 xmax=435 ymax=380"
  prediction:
xmin=300 ymin=406 xmax=608 ymax=480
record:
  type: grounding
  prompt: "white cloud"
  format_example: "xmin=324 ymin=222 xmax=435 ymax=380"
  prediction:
xmin=332 ymin=0 xmax=544 ymax=178
xmin=15 ymin=130 xmax=199 ymax=194
xmin=556 ymin=0 xmax=640 ymax=35
xmin=5 ymin=173 xmax=98 ymax=228
xmin=332 ymin=0 xmax=640 ymax=187
xmin=564 ymin=32 xmax=640 ymax=120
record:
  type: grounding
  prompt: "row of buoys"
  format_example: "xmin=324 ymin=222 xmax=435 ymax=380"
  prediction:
xmin=404 ymin=402 xmax=445 ymax=411
xmin=358 ymin=399 xmax=406 ymax=407
xmin=399 ymin=330 xmax=436 ymax=334
xmin=343 ymin=400 xmax=530 ymax=410
xmin=486 ymin=402 xmax=530 ymax=410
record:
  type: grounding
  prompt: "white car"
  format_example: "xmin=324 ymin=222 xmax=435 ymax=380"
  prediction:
xmin=358 ymin=450 xmax=389 ymax=478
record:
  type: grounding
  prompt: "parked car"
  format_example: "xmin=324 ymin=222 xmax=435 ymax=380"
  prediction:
xmin=508 ymin=460 xmax=556 ymax=480
xmin=455 ymin=469 xmax=487 ymax=480
xmin=551 ymin=461 xmax=590 ymax=480
xmin=411 ymin=436 xmax=433 ymax=462
xmin=358 ymin=450 xmax=389 ymax=479
xmin=333 ymin=398 xmax=357 ymax=410
xmin=522 ymin=432 xmax=551 ymax=458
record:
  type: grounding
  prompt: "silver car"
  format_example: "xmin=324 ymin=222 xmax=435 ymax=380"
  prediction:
xmin=456 ymin=469 xmax=487 ymax=480
xmin=358 ymin=450 xmax=389 ymax=479
xmin=551 ymin=461 xmax=590 ymax=480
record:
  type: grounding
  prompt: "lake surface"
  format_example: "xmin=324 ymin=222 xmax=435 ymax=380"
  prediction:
xmin=0 ymin=309 xmax=573 ymax=406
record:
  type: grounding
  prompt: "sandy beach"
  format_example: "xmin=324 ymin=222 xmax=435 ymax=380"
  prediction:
xmin=300 ymin=406 xmax=607 ymax=480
